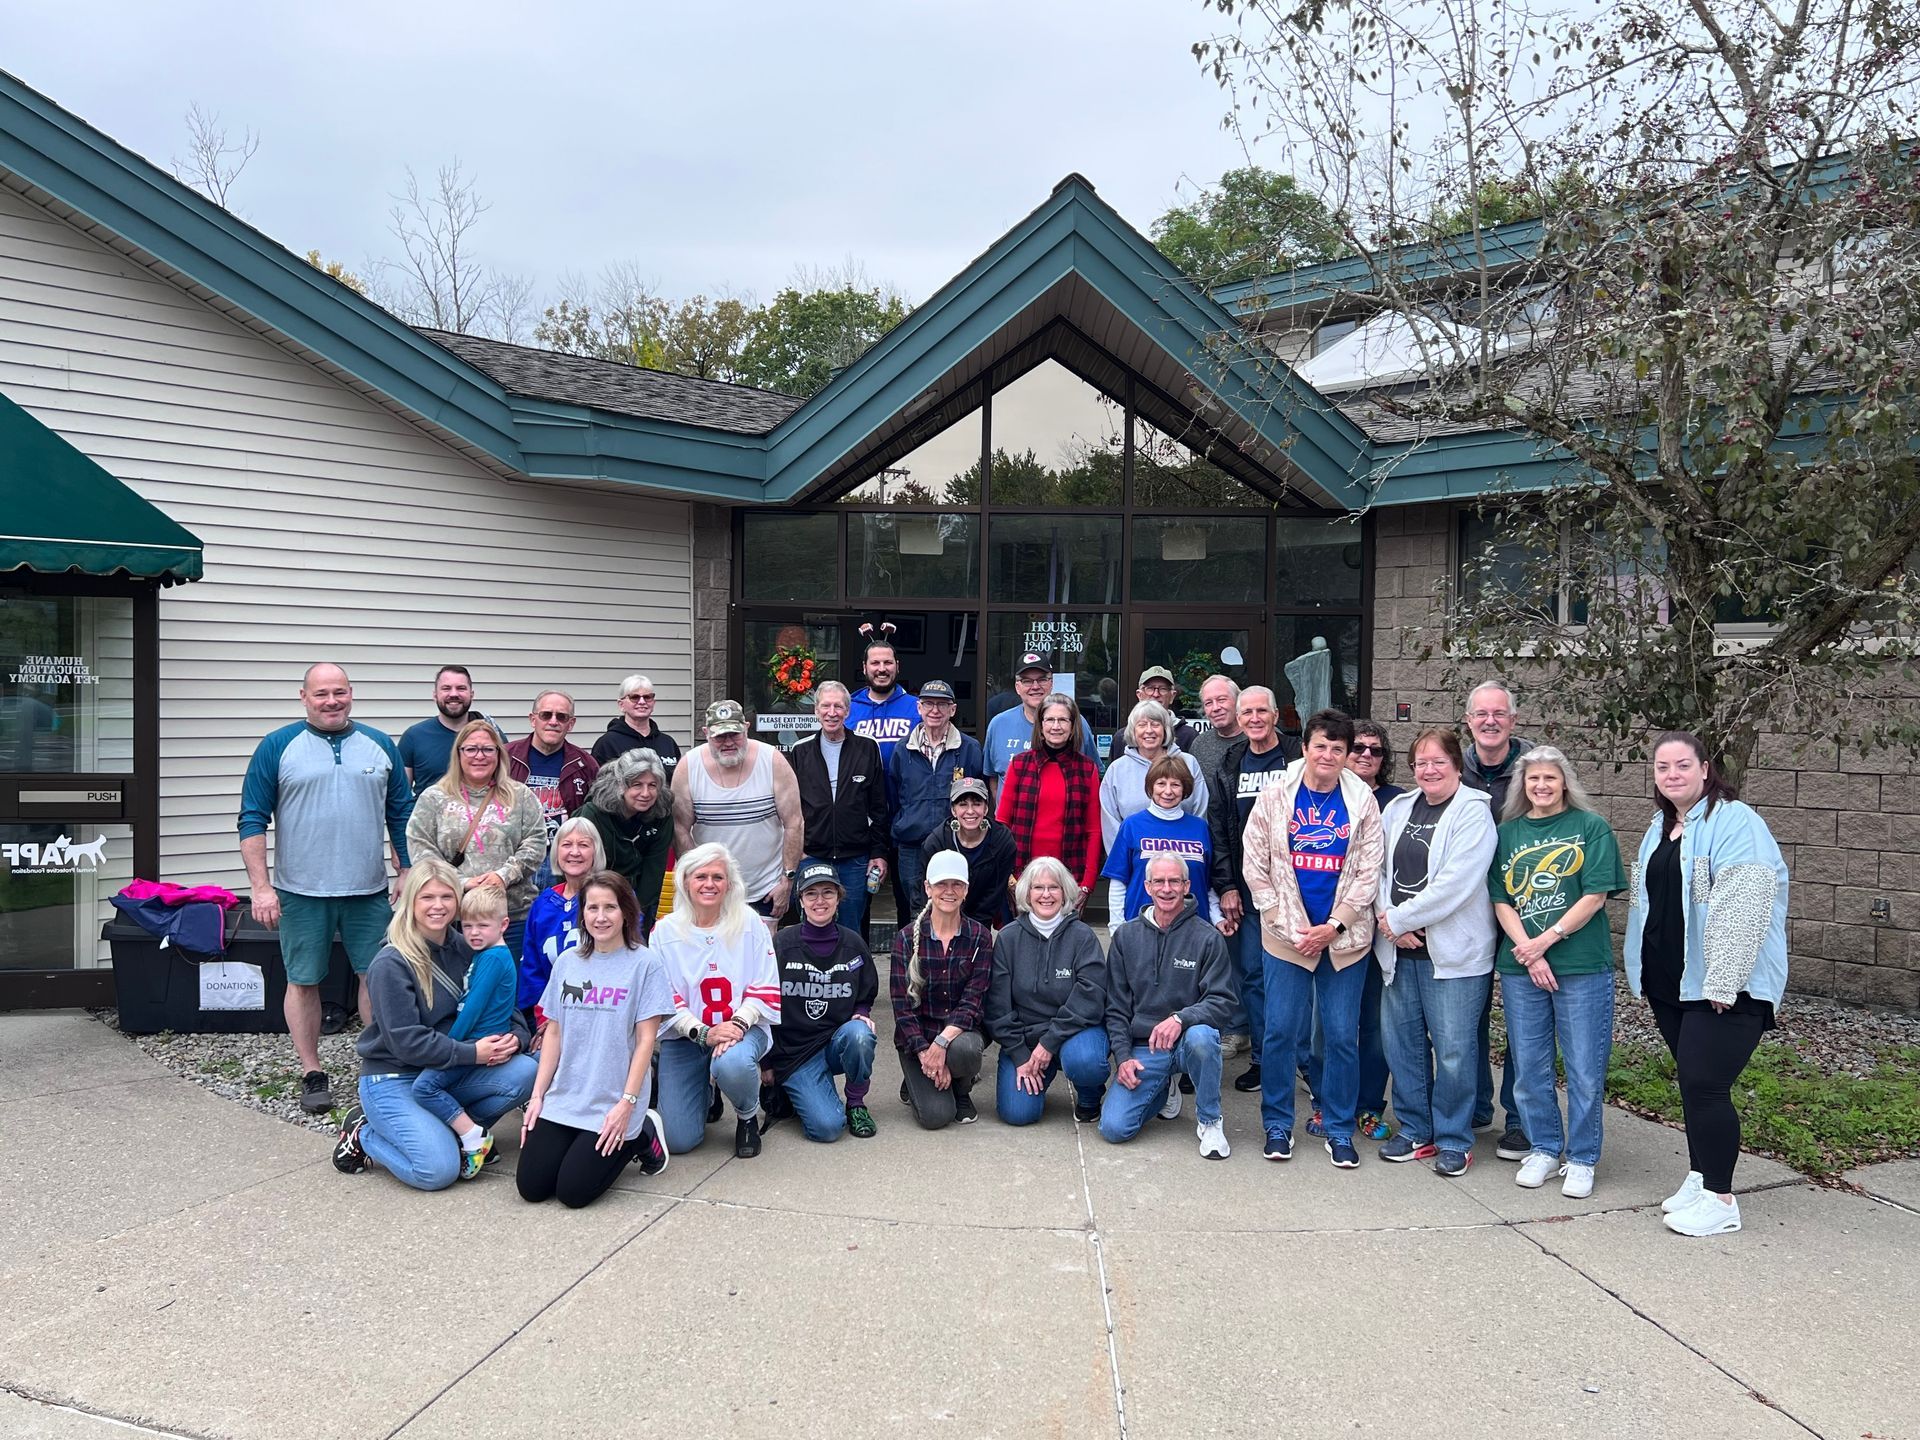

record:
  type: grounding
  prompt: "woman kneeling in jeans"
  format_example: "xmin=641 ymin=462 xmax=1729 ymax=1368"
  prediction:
xmin=766 ymin=858 xmax=881 ymax=1141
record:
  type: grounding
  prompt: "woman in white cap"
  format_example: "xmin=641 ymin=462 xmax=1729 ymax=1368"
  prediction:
xmin=890 ymin=848 xmax=993 ymax=1127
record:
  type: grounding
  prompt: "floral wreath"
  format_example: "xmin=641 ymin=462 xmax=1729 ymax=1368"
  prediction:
xmin=767 ymin=644 xmax=818 ymax=698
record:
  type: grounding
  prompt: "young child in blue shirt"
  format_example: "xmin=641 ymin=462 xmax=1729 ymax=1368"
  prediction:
xmin=411 ymin=885 xmax=521 ymax=1178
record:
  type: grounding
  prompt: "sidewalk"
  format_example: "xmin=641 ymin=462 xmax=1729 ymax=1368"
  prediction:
xmin=2 ymin=1008 xmax=1915 ymax=1440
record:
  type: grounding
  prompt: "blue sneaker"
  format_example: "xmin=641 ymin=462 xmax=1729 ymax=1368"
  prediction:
xmin=1263 ymin=1129 xmax=1294 ymax=1161
xmin=1434 ymin=1148 xmax=1473 ymax=1177
xmin=1326 ymin=1138 xmax=1360 ymax=1168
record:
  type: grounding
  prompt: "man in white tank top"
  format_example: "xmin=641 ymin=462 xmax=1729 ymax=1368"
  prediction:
xmin=671 ymin=699 xmax=805 ymax=919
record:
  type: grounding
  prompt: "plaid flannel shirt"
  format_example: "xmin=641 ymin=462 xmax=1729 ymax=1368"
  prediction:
xmin=889 ymin=914 xmax=995 ymax=1053
xmin=996 ymin=745 xmax=1103 ymax=893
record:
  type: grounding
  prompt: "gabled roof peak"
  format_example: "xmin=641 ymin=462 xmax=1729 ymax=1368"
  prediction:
xmin=1052 ymin=173 xmax=1098 ymax=197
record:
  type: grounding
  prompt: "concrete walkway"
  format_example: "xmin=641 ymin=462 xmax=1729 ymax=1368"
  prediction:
xmin=2 ymin=1010 xmax=1915 ymax=1440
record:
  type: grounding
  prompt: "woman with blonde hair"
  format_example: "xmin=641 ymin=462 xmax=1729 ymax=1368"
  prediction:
xmin=648 ymin=842 xmax=783 ymax=1158
xmin=406 ymin=717 xmax=547 ymax=954
xmin=891 ymin=849 xmax=994 ymax=1128
xmin=332 ymin=859 xmax=535 ymax=1190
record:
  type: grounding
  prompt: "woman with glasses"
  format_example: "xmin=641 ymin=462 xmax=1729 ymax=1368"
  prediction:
xmin=1347 ymin=720 xmax=1404 ymax=808
xmin=998 ymin=693 xmax=1104 ymax=903
xmin=591 ymin=673 xmax=682 ymax=782
xmin=406 ymin=719 xmax=548 ymax=955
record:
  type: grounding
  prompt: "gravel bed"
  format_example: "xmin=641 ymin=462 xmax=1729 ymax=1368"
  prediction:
xmin=90 ymin=1008 xmax=363 ymax=1132
xmin=1601 ymin=975 xmax=1920 ymax=1075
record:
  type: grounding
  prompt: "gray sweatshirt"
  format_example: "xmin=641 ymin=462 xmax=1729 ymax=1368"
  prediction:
xmin=1104 ymin=899 xmax=1239 ymax=1060
xmin=356 ymin=934 xmax=528 ymax=1076
xmin=984 ymin=915 xmax=1108 ymax=1065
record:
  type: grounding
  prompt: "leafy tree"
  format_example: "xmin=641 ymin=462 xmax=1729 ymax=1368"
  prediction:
xmin=1150 ymin=166 xmax=1345 ymax=285
xmin=1195 ymin=0 xmax=1920 ymax=782
xmin=303 ymin=250 xmax=367 ymax=296
xmin=534 ymin=263 xmax=670 ymax=367
xmin=737 ymin=283 xmax=911 ymax=397
xmin=661 ymin=294 xmax=756 ymax=381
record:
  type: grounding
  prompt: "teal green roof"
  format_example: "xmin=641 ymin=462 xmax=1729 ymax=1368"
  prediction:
xmin=0 ymin=389 xmax=202 ymax=584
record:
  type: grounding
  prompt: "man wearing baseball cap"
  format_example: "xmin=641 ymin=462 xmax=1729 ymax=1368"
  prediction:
xmin=671 ymin=698 xmax=804 ymax=920
xmin=1135 ymin=666 xmax=1201 ymax=751
xmin=920 ymin=774 xmax=1017 ymax=928
xmin=983 ymin=651 xmax=1100 ymax=798
xmin=887 ymin=680 xmax=987 ymax=916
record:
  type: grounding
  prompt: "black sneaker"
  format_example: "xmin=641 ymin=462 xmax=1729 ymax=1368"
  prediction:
xmin=1263 ymin=1129 xmax=1294 ymax=1161
xmin=1073 ymin=1090 xmax=1101 ymax=1124
xmin=953 ymin=1090 xmax=979 ymax=1125
xmin=300 ymin=1070 xmax=334 ymax=1115
xmin=1232 ymin=1064 xmax=1263 ymax=1093
xmin=735 ymin=1113 xmax=762 ymax=1158
xmin=636 ymin=1109 xmax=670 ymax=1176
xmin=900 ymin=1078 xmax=912 ymax=1105
xmin=706 ymin=1084 xmax=725 ymax=1124
xmin=1496 ymin=1125 xmax=1531 ymax=1161
xmin=331 ymin=1104 xmax=368 ymax=1174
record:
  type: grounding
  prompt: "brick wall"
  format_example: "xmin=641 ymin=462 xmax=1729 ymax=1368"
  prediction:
xmin=1370 ymin=499 xmax=1918 ymax=1009
xmin=691 ymin=503 xmax=731 ymax=715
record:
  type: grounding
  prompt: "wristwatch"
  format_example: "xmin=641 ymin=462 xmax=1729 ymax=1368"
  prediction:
xmin=621 ymin=1092 xmax=641 ymax=1106
xmin=933 ymin=1034 xmax=952 ymax=1050
xmin=689 ymin=1023 xmax=709 ymax=1045
xmin=1333 ymin=920 xmax=1349 ymax=937
xmin=1550 ymin=922 xmax=1567 ymax=938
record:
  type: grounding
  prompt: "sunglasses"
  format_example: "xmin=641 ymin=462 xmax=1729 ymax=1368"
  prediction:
xmin=623 ymin=692 xmax=655 ymax=702
xmin=534 ymin=709 xmax=573 ymax=722
xmin=1351 ymin=743 xmax=1385 ymax=756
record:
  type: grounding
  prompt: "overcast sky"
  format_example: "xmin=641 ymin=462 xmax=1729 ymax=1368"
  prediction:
xmin=6 ymin=2 xmax=1261 ymax=309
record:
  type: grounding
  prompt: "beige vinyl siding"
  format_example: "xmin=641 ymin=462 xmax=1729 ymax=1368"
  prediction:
xmin=0 ymin=182 xmax=696 ymax=906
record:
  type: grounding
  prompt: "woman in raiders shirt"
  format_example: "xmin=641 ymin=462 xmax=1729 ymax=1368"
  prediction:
xmin=765 ymin=859 xmax=881 ymax=1141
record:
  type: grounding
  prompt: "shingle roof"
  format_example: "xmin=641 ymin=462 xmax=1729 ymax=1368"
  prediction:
xmin=415 ymin=329 xmax=805 ymax=435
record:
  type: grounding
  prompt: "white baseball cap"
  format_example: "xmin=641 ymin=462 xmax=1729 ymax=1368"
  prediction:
xmin=925 ymin=850 xmax=970 ymax=889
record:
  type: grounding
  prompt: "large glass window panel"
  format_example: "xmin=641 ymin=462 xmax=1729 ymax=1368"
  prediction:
xmin=1275 ymin=517 xmax=1365 ymax=606
xmin=837 ymin=406 xmax=984 ymax=506
xmin=0 ymin=592 xmax=134 ymax=773
xmin=988 ymin=361 xmax=1124 ymax=506
xmin=2 ymin=820 xmax=133 ymax=970
xmin=1272 ymin=616 xmax=1364 ymax=732
xmin=1456 ymin=510 xmax=1559 ymax=622
xmin=741 ymin=618 xmax=844 ymax=742
xmin=1132 ymin=413 xmax=1274 ymax=508
xmin=989 ymin=516 xmax=1123 ymax=605
xmin=848 ymin=514 xmax=979 ymax=599
xmin=1131 ymin=518 xmax=1266 ymax=603
xmin=740 ymin=514 xmax=838 ymax=603
xmin=983 ymin=612 xmax=1123 ymax=751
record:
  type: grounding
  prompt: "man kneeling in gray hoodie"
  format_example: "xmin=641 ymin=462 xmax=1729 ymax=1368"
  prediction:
xmin=1100 ymin=855 xmax=1240 ymax=1159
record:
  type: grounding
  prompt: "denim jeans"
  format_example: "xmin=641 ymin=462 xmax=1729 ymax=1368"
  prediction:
xmin=779 ymin=1019 xmax=878 ymax=1141
xmin=1476 ymin=982 xmax=1521 ymax=1128
xmin=896 ymin=844 xmax=930 ymax=919
xmin=994 ymin=1026 xmax=1111 ymax=1126
xmin=1381 ymin=960 xmax=1490 ymax=1155
xmin=1501 ymin=970 xmax=1614 ymax=1166
xmin=1307 ymin=956 xmax=1390 ymax=1114
xmin=358 ymin=1053 xmax=537 ymax=1191
xmin=410 ymin=1064 xmax=480 ymax=1126
xmin=1232 ymin=916 xmax=1265 ymax=1063
xmin=1262 ymin=952 xmax=1366 ymax=1143
xmin=826 ymin=857 xmax=873 ymax=933
xmin=657 ymin=1028 xmax=771 ymax=1154
xmin=1098 ymin=1023 xmax=1222 ymax=1142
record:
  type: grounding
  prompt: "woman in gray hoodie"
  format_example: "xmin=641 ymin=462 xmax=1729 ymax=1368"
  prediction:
xmin=984 ymin=857 xmax=1110 ymax=1126
xmin=1098 ymin=700 xmax=1209 ymax=851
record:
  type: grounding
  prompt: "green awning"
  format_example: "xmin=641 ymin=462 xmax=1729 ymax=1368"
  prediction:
xmin=0 ymin=389 xmax=202 ymax=585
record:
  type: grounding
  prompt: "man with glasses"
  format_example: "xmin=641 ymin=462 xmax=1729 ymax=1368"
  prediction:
xmin=1460 ymin=680 xmax=1533 ymax=1161
xmin=984 ymin=651 xmax=1100 ymax=800
xmin=592 ymin=673 xmax=682 ymax=782
xmin=398 ymin=665 xmax=505 ymax=801
xmin=507 ymin=690 xmax=598 ymax=890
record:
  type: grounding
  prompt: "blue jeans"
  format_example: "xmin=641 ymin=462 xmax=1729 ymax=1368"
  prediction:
xmin=1476 ymin=982 xmax=1521 ymax=1128
xmin=1262 ymin=952 xmax=1366 ymax=1143
xmin=825 ymin=857 xmax=871 ymax=933
xmin=1307 ymin=956 xmax=1390 ymax=1114
xmin=410 ymin=1064 xmax=480 ymax=1126
xmin=1381 ymin=959 xmax=1489 ymax=1154
xmin=1501 ymin=970 xmax=1614 ymax=1166
xmin=995 ymin=1027 xmax=1110 ymax=1126
xmin=357 ymin=1053 xmax=537 ymax=1191
xmin=1231 ymin=916 xmax=1266 ymax=1062
xmin=896 ymin=844 xmax=930 ymax=919
xmin=779 ymin=1019 xmax=877 ymax=1142
xmin=1098 ymin=1024 xmax=1222 ymax=1142
xmin=658 ymin=1028 xmax=772 ymax=1154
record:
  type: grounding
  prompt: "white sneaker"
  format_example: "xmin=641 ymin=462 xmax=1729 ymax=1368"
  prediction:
xmin=1561 ymin=1162 xmax=1595 ymax=1199
xmin=1159 ymin=1083 xmax=1183 ymax=1121
xmin=1663 ymin=1191 xmax=1741 ymax=1237
xmin=1197 ymin=1119 xmax=1230 ymax=1160
xmin=1515 ymin=1153 xmax=1562 ymax=1189
xmin=1662 ymin=1170 xmax=1706 ymax=1213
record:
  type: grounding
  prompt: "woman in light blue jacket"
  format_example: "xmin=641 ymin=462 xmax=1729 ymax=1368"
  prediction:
xmin=1624 ymin=730 xmax=1788 ymax=1239
xmin=1373 ymin=728 xmax=1499 ymax=1177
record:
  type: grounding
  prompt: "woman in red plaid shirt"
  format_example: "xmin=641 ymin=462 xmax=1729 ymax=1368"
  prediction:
xmin=996 ymin=693 xmax=1103 ymax=905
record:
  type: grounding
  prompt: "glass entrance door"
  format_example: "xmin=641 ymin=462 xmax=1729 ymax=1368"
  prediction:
xmin=1127 ymin=613 xmax=1263 ymax=732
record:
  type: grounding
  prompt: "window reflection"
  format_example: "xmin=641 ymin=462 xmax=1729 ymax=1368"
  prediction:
xmin=988 ymin=361 xmax=1124 ymax=506
xmin=849 ymin=514 xmax=980 ymax=598
xmin=741 ymin=513 xmax=837 ymax=602
xmin=837 ymin=406 xmax=983 ymax=505
xmin=1133 ymin=412 xmax=1273 ymax=508
xmin=989 ymin=516 xmax=1123 ymax=605
xmin=1275 ymin=517 xmax=1364 ymax=605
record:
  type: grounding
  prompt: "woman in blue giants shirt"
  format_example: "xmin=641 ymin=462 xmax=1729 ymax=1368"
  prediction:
xmin=519 ymin=816 xmax=605 ymax=1032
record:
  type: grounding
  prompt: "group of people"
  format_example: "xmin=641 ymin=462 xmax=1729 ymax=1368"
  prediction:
xmin=239 ymin=654 xmax=1788 ymax=1238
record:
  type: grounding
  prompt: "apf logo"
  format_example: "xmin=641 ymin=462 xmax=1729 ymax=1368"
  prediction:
xmin=2 ymin=834 xmax=108 ymax=873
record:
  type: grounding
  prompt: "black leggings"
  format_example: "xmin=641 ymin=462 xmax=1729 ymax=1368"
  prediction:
xmin=1648 ymin=998 xmax=1767 ymax=1194
xmin=516 ymin=1117 xmax=641 ymax=1209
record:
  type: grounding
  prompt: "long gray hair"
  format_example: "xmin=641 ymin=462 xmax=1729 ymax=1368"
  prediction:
xmin=588 ymin=748 xmax=670 ymax=820
xmin=1501 ymin=745 xmax=1598 ymax=822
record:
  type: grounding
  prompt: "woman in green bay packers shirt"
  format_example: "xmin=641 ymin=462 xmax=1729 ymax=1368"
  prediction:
xmin=1488 ymin=747 xmax=1626 ymax=1200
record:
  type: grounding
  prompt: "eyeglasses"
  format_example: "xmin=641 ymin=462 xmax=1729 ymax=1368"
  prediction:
xmin=1351 ymin=743 xmax=1385 ymax=756
xmin=534 ymin=709 xmax=573 ymax=722
xmin=1467 ymin=709 xmax=1512 ymax=721
xmin=459 ymin=745 xmax=498 ymax=757
xmin=622 ymin=692 xmax=655 ymax=703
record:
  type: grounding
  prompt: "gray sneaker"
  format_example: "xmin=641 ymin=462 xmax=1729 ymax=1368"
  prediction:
xmin=1434 ymin=1148 xmax=1473 ymax=1177
xmin=1379 ymin=1134 xmax=1437 ymax=1163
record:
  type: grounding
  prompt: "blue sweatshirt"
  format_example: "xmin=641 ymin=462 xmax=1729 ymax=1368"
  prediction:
xmin=849 ymin=687 xmax=920 ymax=797
xmin=887 ymin=726 xmax=988 ymax=849
xmin=518 ymin=883 xmax=581 ymax=1011
xmin=451 ymin=942 xmax=519 ymax=1042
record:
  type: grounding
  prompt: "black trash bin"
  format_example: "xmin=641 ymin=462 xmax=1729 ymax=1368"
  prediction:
xmin=103 ymin=909 xmax=357 ymax=1035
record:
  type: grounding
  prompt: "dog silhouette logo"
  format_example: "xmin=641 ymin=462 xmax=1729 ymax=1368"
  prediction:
xmin=561 ymin=980 xmax=587 ymax=1005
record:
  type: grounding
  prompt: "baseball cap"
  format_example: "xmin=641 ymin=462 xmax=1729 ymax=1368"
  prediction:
xmin=794 ymin=857 xmax=843 ymax=894
xmin=949 ymin=776 xmax=990 ymax=805
xmin=919 ymin=679 xmax=957 ymax=702
xmin=1014 ymin=651 xmax=1050 ymax=675
xmin=703 ymin=698 xmax=748 ymax=735
xmin=926 ymin=850 xmax=970 ymax=889
xmin=1137 ymin=666 xmax=1176 ymax=687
